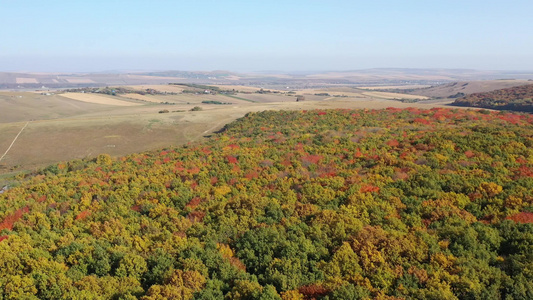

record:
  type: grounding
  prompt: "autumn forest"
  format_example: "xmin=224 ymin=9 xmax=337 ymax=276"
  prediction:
xmin=453 ymin=84 xmax=533 ymax=113
xmin=1 ymin=108 xmax=533 ymax=299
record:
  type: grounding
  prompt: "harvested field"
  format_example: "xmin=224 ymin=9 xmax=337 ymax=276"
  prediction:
xmin=125 ymin=75 xmax=185 ymax=81
xmin=64 ymin=78 xmax=96 ymax=84
xmin=117 ymin=93 xmax=252 ymax=105
xmin=232 ymin=93 xmax=296 ymax=103
xmin=59 ymin=93 xmax=142 ymax=106
xmin=362 ymin=91 xmax=429 ymax=100
xmin=359 ymin=85 xmax=431 ymax=90
xmin=0 ymin=92 xmax=112 ymax=123
xmin=117 ymin=93 xmax=160 ymax=103
xmin=300 ymin=88 xmax=365 ymax=98
xmin=223 ymin=75 xmax=242 ymax=81
xmin=123 ymin=85 xmax=187 ymax=93
xmin=16 ymin=78 xmax=39 ymax=84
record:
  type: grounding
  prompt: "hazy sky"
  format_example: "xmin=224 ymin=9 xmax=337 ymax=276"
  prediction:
xmin=1 ymin=0 xmax=531 ymax=72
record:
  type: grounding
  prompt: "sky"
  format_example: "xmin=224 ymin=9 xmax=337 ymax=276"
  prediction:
xmin=0 ymin=0 xmax=532 ymax=72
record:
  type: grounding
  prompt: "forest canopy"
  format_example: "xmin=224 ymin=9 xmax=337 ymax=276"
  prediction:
xmin=1 ymin=108 xmax=533 ymax=299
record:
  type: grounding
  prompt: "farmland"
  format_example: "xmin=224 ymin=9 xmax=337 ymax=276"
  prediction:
xmin=59 ymin=93 xmax=143 ymax=106
xmin=2 ymin=76 xmax=531 ymax=176
xmin=360 ymin=91 xmax=430 ymax=101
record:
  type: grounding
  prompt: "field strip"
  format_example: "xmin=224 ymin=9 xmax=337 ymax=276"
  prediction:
xmin=59 ymin=93 xmax=143 ymax=106
xmin=117 ymin=94 xmax=161 ymax=103
xmin=0 ymin=121 xmax=29 ymax=163
xmin=222 ymin=94 xmax=257 ymax=103
xmin=362 ymin=91 xmax=429 ymax=100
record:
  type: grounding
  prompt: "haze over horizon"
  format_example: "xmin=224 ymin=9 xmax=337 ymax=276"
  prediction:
xmin=1 ymin=0 xmax=532 ymax=73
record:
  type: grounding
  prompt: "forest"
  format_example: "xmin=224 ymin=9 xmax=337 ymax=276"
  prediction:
xmin=453 ymin=84 xmax=533 ymax=112
xmin=1 ymin=108 xmax=533 ymax=299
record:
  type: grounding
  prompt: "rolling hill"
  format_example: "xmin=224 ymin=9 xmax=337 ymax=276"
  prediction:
xmin=453 ymin=84 xmax=533 ymax=112
xmin=2 ymin=69 xmax=532 ymax=91
xmin=407 ymin=80 xmax=533 ymax=99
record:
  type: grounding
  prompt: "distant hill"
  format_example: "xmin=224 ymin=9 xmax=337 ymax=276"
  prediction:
xmin=2 ymin=69 xmax=533 ymax=91
xmin=453 ymin=84 xmax=533 ymax=112
xmin=407 ymin=80 xmax=533 ymax=99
